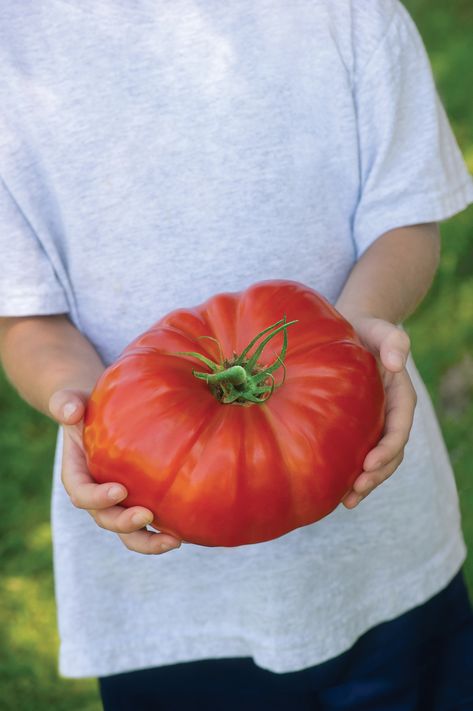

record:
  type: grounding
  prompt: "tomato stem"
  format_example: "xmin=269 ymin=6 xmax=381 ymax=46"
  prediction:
xmin=201 ymin=365 xmax=247 ymax=386
xmin=175 ymin=316 xmax=297 ymax=405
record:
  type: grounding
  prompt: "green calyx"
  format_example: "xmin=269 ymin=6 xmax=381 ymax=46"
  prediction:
xmin=175 ymin=316 xmax=297 ymax=405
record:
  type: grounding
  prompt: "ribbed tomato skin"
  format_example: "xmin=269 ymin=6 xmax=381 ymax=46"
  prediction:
xmin=83 ymin=280 xmax=385 ymax=546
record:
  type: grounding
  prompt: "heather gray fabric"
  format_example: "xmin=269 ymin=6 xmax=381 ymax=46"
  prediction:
xmin=1 ymin=0 xmax=472 ymax=678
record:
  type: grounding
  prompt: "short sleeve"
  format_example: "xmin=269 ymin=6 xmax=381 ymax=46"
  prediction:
xmin=352 ymin=1 xmax=473 ymax=259
xmin=0 ymin=175 xmax=69 ymax=316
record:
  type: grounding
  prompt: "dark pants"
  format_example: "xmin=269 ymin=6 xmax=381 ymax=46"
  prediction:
xmin=99 ymin=568 xmax=473 ymax=710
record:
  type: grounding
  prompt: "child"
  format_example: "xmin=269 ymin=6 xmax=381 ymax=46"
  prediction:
xmin=1 ymin=0 xmax=472 ymax=708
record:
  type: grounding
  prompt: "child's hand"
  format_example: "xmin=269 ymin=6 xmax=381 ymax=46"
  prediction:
xmin=48 ymin=389 xmax=182 ymax=555
xmin=340 ymin=317 xmax=417 ymax=508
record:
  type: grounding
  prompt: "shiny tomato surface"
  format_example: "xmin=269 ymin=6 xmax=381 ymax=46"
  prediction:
xmin=83 ymin=280 xmax=385 ymax=546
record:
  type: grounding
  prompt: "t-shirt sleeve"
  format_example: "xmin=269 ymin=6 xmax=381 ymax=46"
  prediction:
xmin=352 ymin=1 xmax=473 ymax=259
xmin=0 ymin=175 xmax=69 ymax=317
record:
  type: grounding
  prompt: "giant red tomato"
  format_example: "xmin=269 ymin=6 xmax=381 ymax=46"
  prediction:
xmin=83 ymin=280 xmax=385 ymax=546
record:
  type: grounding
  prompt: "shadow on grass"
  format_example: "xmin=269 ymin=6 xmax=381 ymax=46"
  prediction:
xmin=0 ymin=372 xmax=101 ymax=710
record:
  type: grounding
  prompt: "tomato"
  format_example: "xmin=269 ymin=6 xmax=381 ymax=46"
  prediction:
xmin=83 ymin=280 xmax=385 ymax=546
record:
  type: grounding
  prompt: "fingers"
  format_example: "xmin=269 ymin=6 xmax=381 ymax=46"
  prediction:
xmin=90 ymin=504 xmax=181 ymax=554
xmin=342 ymin=451 xmax=404 ymax=508
xmin=60 ymin=418 xmax=182 ymax=555
xmin=342 ymin=368 xmax=417 ymax=508
xmin=89 ymin=505 xmax=155 ymax=533
xmin=58 ymin=400 xmax=130 ymax=513
xmin=62 ymin=434 xmax=181 ymax=553
xmin=118 ymin=529 xmax=182 ymax=555
xmin=355 ymin=318 xmax=411 ymax=373
xmin=68 ymin=479 xmax=129 ymax=510
xmin=363 ymin=369 xmax=417 ymax=472
xmin=60 ymin=424 xmax=129 ymax=510
xmin=379 ymin=327 xmax=411 ymax=372
xmin=49 ymin=388 xmax=89 ymax=425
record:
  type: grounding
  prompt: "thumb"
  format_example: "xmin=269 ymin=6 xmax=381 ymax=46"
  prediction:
xmin=365 ymin=320 xmax=411 ymax=373
xmin=48 ymin=389 xmax=89 ymax=425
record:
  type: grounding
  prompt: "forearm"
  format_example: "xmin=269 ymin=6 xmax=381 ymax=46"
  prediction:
xmin=336 ymin=223 xmax=441 ymax=325
xmin=0 ymin=314 xmax=105 ymax=416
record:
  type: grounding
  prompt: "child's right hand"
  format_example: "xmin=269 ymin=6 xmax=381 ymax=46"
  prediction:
xmin=48 ymin=389 xmax=182 ymax=555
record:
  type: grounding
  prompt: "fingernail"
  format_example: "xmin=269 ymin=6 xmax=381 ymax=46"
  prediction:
xmin=108 ymin=485 xmax=126 ymax=501
xmin=132 ymin=512 xmax=153 ymax=527
xmin=388 ymin=351 xmax=404 ymax=368
xmin=63 ymin=402 xmax=77 ymax=419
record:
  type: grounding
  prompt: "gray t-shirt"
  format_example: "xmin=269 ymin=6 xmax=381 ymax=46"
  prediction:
xmin=1 ymin=0 xmax=472 ymax=678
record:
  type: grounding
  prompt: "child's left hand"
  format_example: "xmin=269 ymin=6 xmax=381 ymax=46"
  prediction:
xmin=340 ymin=316 xmax=417 ymax=508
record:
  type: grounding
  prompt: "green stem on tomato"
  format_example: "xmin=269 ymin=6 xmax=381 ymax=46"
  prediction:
xmin=174 ymin=316 xmax=297 ymax=405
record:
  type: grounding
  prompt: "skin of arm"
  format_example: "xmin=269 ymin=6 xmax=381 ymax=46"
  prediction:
xmin=335 ymin=221 xmax=441 ymax=507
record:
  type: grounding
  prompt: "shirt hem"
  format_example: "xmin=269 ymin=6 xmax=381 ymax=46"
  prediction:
xmin=355 ymin=178 xmax=473 ymax=258
xmin=0 ymin=293 xmax=69 ymax=317
xmin=57 ymin=535 xmax=467 ymax=679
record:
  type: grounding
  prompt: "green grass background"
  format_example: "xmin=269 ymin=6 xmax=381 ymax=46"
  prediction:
xmin=1 ymin=2 xmax=472 ymax=709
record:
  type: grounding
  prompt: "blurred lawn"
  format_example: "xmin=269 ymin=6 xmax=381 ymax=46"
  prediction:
xmin=1 ymin=2 xmax=472 ymax=709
